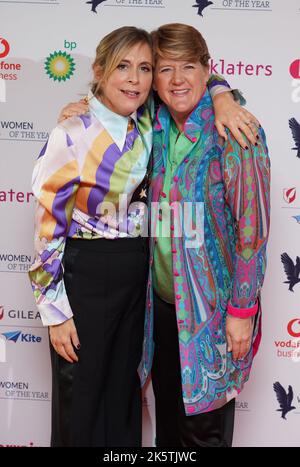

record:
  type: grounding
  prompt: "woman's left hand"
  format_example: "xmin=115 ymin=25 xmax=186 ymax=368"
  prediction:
xmin=226 ymin=315 xmax=254 ymax=361
xmin=213 ymin=92 xmax=260 ymax=149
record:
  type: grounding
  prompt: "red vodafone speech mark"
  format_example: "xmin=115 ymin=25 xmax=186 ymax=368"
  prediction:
xmin=290 ymin=59 xmax=300 ymax=79
xmin=0 ymin=38 xmax=10 ymax=58
xmin=287 ymin=319 xmax=300 ymax=338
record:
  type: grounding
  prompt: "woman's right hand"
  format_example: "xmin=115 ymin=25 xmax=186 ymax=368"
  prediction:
xmin=58 ymin=99 xmax=89 ymax=123
xmin=49 ymin=318 xmax=80 ymax=363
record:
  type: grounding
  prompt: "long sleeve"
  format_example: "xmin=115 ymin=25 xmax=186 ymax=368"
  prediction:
xmin=222 ymin=128 xmax=270 ymax=316
xmin=29 ymin=125 xmax=80 ymax=326
xmin=207 ymin=74 xmax=246 ymax=105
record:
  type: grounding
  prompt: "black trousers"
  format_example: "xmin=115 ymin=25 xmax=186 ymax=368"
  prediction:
xmin=50 ymin=237 xmax=148 ymax=447
xmin=152 ymin=292 xmax=235 ymax=447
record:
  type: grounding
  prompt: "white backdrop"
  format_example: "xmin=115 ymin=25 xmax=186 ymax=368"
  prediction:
xmin=1 ymin=0 xmax=300 ymax=447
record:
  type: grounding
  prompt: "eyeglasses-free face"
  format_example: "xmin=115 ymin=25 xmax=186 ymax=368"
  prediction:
xmin=95 ymin=42 xmax=153 ymax=117
xmin=154 ymin=58 xmax=209 ymax=129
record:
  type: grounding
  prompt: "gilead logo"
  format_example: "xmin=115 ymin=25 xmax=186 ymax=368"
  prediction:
xmin=0 ymin=38 xmax=10 ymax=59
xmin=287 ymin=319 xmax=300 ymax=338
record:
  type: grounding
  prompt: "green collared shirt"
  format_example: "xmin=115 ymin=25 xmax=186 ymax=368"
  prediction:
xmin=153 ymin=119 xmax=194 ymax=303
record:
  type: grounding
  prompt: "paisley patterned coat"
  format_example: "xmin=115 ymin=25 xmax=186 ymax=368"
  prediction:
xmin=139 ymin=89 xmax=270 ymax=415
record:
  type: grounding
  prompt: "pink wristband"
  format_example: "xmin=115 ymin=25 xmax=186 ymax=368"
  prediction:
xmin=227 ymin=301 xmax=258 ymax=318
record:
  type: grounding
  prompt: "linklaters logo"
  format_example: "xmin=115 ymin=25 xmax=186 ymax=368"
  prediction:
xmin=44 ymin=51 xmax=75 ymax=82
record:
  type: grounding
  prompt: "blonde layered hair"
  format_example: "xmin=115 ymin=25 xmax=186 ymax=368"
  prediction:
xmin=91 ymin=26 xmax=153 ymax=97
xmin=151 ymin=23 xmax=210 ymax=66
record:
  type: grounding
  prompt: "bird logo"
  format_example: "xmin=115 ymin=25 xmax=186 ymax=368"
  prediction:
xmin=193 ymin=0 xmax=214 ymax=17
xmin=293 ymin=215 xmax=300 ymax=224
xmin=289 ymin=118 xmax=300 ymax=159
xmin=273 ymin=382 xmax=296 ymax=420
xmin=86 ymin=0 xmax=108 ymax=13
xmin=281 ymin=252 xmax=300 ymax=292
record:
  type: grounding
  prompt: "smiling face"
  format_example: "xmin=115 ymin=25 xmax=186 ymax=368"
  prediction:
xmin=95 ymin=42 xmax=153 ymax=117
xmin=154 ymin=57 xmax=209 ymax=129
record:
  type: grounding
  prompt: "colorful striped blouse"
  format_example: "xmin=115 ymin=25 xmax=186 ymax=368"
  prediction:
xmin=29 ymin=94 xmax=152 ymax=326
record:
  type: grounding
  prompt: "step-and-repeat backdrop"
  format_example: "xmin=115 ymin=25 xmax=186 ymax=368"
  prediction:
xmin=1 ymin=0 xmax=300 ymax=447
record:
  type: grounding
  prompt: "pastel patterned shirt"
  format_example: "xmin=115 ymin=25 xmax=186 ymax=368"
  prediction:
xmin=29 ymin=96 xmax=152 ymax=326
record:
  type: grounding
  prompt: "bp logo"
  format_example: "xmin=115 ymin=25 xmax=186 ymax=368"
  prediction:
xmin=44 ymin=50 xmax=75 ymax=82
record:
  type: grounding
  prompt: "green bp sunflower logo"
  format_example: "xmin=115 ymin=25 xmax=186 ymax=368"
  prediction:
xmin=44 ymin=50 xmax=75 ymax=82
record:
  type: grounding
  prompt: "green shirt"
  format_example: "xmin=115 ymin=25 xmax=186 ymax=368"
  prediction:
xmin=153 ymin=119 xmax=194 ymax=303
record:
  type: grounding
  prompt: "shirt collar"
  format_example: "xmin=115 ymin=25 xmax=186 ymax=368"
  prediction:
xmin=154 ymin=88 xmax=213 ymax=143
xmin=88 ymin=91 xmax=138 ymax=151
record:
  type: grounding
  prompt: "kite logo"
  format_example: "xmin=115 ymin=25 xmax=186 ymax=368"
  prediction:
xmin=0 ymin=38 xmax=10 ymax=59
xmin=44 ymin=51 xmax=75 ymax=82
xmin=1 ymin=331 xmax=42 ymax=343
xmin=1 ymin=331 xmax=21 ymax=343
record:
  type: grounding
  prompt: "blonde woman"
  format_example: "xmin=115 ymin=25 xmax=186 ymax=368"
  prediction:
xmin=29 ymin=27 xmax=153 ymax=447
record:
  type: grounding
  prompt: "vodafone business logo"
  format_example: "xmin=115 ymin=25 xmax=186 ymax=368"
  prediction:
xmin=287 ymin=319 xmax=300 ymax=338
xmin=0 ymin=38 xmax=10 ymax=59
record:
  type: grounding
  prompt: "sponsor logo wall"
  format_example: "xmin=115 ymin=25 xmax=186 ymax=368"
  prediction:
xmin=1 ymin=0 xmax=299 ymax=447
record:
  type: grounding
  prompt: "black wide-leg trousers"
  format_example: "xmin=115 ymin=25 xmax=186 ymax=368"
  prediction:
xmin=152 ymin=292 xmax=235 ymax=447
xmin=50 ymin=237 xmax=148 ymax=447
